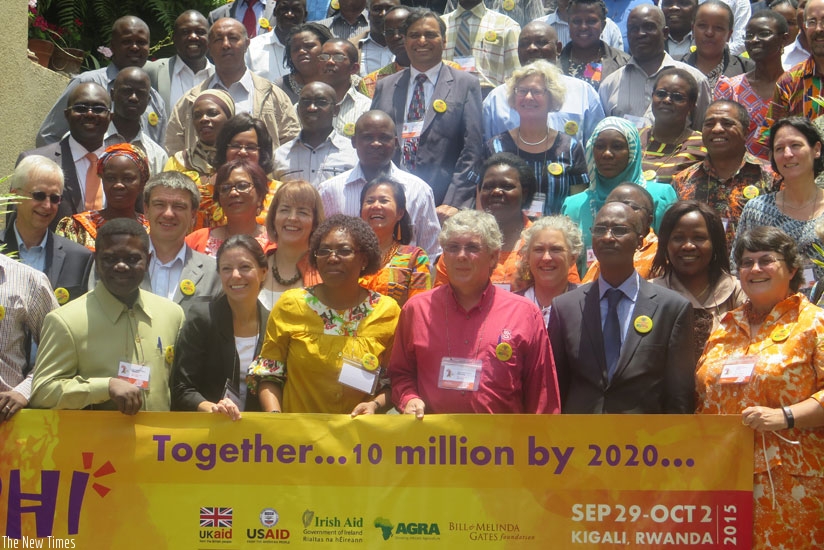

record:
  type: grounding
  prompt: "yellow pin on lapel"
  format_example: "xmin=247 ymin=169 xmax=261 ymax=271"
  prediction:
xmin=484 ymin=30 xmax=498 ymax=42
xmin=503 ymin=0 xmax=515 ymax=9
xmin=343 ymin=122 xmax=355 ymax=136
xmin=148 ymin=112 xmax=159 ymax=126
xmin=433 ymin=99 xmax=447 ymax=113
xmin=496 ymin=342 xmax=513 ymax=361
xmin=547 ymin=162 xmax=563 ymax=176
xmin=362 ymin=353 xmax=379 ymax=371
xmin=54 ymin=287 xmax=70 ymax=305
xmin=165 ymin=345 xmax=175 ymax=364
xmin=742 ymin=185 xmax=760 ymax=199
xmin=564 ymin=121 xmax=578 ymax=135
xmin=771 ymin=326 xmax=791 ymax=342
xmin=634 ymin=315 xmax=653 ymax=334
xmin=179 ymin=279 xmax=196 ymax=296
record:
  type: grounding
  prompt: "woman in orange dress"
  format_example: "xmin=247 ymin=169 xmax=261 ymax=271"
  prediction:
xmin=55 ymin=143 xmax=150 ymax=251
xmin=358 ymin=176 xmax=431 ymax=306
xmin=696 ymin=226 xmax=824 ymax=548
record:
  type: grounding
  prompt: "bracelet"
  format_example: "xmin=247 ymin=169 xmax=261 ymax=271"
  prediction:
xmin=270 ymin=410 xmax=282 ymax=413
xmin=782 ymin=406 xmax=794 ymax=429
xmin=371 ymin=400 xmax=381 ymax=411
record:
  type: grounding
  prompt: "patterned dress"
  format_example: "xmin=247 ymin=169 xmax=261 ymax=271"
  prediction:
xmin=247 ymin=287 xmax=400 ymax=413
xmin=55 ymin=211 xmax=150 ymax=252
xmin=639 ymin=127 xmax=706 ymax=185
xmin=715 ymin=74 xmax=771 ymax=161
xmin=696 ymin=294 xmax=824 ymax=548
xmin=359 ymin=245 xmax=431 ymax=307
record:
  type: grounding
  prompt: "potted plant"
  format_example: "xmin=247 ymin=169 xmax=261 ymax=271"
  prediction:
xmin=27 ymin=1 xmax=58 ymax=67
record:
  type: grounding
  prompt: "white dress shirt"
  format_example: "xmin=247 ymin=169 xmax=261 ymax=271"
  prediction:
xmin=67 ymin=136 xmax=106 ymax=208
xmin=148 ymin=242 xmax=188 ymax=301
xmin=273 ymin=130 xmax=357 ymax=186
xmin=210 ymin=70 xmax=256 ymax=114
xmin=170 ymin=55 xmax=214 ymax=110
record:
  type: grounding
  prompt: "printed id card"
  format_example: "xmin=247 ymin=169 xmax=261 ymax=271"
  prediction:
xmin=402 ymin=121 xmax=424 ymax=140
xmin=338 ymin=357 xmax=379 ymax=394
xmin=719 ymin=356 xmax=756 ymax=384
xmin=438 ymin=358 xmax=482 ymax=391
xmin=117 ymin=361 xmax=150 ymax=389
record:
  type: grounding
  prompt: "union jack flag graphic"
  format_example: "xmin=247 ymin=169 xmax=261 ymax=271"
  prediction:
xmin=200 ymin=507 xmax=233 ymax=527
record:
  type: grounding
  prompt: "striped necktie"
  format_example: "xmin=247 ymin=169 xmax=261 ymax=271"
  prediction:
xmin=402 ymin=73 xmax=427 ymax=170
xmin=455 ymin=10 xmax=474 ymax=58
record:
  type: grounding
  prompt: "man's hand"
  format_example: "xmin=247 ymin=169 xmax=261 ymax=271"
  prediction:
xmin=436 ymin=205 xmax=459 ymax=225
xmin=0 ymin=391 xmax=27 ymax=422
xmin=108 ymin=378 xmax=142 ymax=415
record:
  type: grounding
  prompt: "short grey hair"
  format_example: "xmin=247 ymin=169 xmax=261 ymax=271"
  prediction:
xmin=143 ymin=171 xmax=201 ymax=211
xmin=506 ymin=60 xmax=566 ymax=112
xmin=439 ymin=209 xmax=503 ymax=253
xmin=11 ymin=155 xmax=64 ymax=194
xmin=516 ymin=215 xmax=583 ymax=284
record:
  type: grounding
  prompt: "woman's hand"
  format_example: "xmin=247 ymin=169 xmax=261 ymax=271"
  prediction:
xmin=403 ymin=398 xmax=425 ymax=419
xmin=211 ymin=398 xmax=242 ymax=421
xmin=742 ymin=406 xmax=787 ymax=432
xmin=350 ymin=400 xmax=380 ymax=417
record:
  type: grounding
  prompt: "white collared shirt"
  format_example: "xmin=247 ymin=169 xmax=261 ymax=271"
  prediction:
xmin=148 ymin=242 xmax=187 ymax=301
xmin=170 ymin=55 xmax=214 ymax=109
xmin=104 ymin=124 xmax=169 ymax=177
xmin=247 ymin=31 xmax=288 ymax=81
xmin=210 ymin=70 xmax=255 ymax=114
xmin=67 ymin=136 xmax=106 ymax=208
xmin=273 ymin=130 xmax=357 ymax=186
xmin=405 ymin=63 xmax=443 ymax=122
xmin=359 ymin=35 xmax=394 ymax=76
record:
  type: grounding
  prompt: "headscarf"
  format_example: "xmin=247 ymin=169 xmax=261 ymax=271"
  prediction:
xmin=97 ymin=143 xmax=150 ymax=184
xmin=585 ymin=117 xmax=646 ymax=205
xmin=187 ymin=90 xmax=236 ymax=175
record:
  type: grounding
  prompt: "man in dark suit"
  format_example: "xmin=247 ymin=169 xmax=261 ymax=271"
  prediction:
xmin=140 ymin=172 xmax=221 ymax=316
xmin=548 ymin=201 xmax=695 ymax=414
xmin=208 ymin=0 xmax=277 ymax=38
xmin=2 ymin=156 xmax=93 ymax=304
xmin=370 ymin=8 xmax=482 ymax=220
xmin=18 ymin=83 xmax=111 ymax=231
xmin=144 ymin=10 xmax=214 ymax=113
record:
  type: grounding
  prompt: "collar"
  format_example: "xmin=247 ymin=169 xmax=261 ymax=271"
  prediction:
xmin=455 ymin=2 xmax=487 ymax=18
xmin=241 ymin=0 xmax=267 ymax=5
xmin=701 ymin=152 xmax=762 ymax=179
xmin=345 ymin=161 xmax=399 ymax=185
xmin=13 ymin=222 xmax=48 ymax=251
xmin=628 ymin=51 xmax=675 ymax=77
xmin=333 ymin=10 xmax=368 ymax=24
xmin=446 ymin=280 xmax=495 ymax=314
xmin=105 ymin=64 xmax=119 ymax=83
xmin=94 ymin=282 xmax=152 ymax=323
xmin=297 ymin=128 xmax=336 ymax=149
xmin=149 ymin=241 xmax=187 ymax=268
xmin=211 ymin=69 xmax=254 ymax=93
xmin=667 ymin=32 xmax=693 ymax=46
xmin=172 ymin=55 xmax=214 ymax=76
xmin=799 ymin=55 xmax=822 ymax=78
xmin=598 ymin=271 xmax=640 ymax=302
xmin=725 ymin=292 xmax=806 ymax=335
xmin=662 ymin=271 xmax=739 ymax=309
xmin=68 ymin=135 xmax=105 ymax=162
xmin=104 ymin=122 xmax=148 ymax=144
xmin=640 ymin=229 xmax=657 ymax=252
xmin=410 ymin=62 xmax=443 ymax=84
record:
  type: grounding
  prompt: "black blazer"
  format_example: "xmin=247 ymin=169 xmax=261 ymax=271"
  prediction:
xmin=17 ymin=138 xmax=84 ymax=231
xmin=370 ymin=63 xmax=483 ymax=208
xmin=548 ymin=278 xmax=695 ymax=414
xmin=1 ymin=217 xmax=93 ymax=304
xmin=171 ymin=295 xmax=269 ymax=412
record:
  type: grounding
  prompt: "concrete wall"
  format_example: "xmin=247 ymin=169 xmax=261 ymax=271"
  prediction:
xmin=0 ymin=1 xmax=68 ymax=191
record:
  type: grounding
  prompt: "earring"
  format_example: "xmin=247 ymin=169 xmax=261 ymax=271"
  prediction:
xmin=395 ymin=223 xmax=402 ymax=241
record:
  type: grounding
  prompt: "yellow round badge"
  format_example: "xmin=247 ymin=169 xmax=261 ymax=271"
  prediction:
xmin=564 ymin=121 xmax=579 ymax=135
xmin=331 ymin=0 xmax=340 ymax=9
xmin=690 ymin=45 xmax=697 ymax=52
xmin=259 ymin=17 xmax=272 ymax=30
xmin=165 ymin=345 xmax=175 ymax=364
xmin=0 ymin=305 xmax=5 ymax=322
xmin=485 ymin=30 xmax=498 ymax=42
xmin=495 ymin=342 xmax=513 ymax=361
xmin=179 ymin=279 xmax=196 ymax=296
xmin=362 ymin=353 xmax=379 ymax=371
xmin=742 ymin=185 xmax=760 ymax=200
xmin=503 ymin=0 xmax=515 ymax=9
xmin=547 ymin=162 xmax=563 ymax=176
xmin=633 ymin=315 xmax=653 ymax=334
xmin=148 ymin=112 xmax=159 ymax=126
xmin=771 ymin=326 xmax=791 ymax=342
xmin=433 ymin=99 xmax=447 ymax=113
xmin=343 ymin=122 xmax=355 ymax=136
xmin=54 ymin=287 xmax=70 ymax=305
xmin=643 ymin=169 xmax=656 ymax=181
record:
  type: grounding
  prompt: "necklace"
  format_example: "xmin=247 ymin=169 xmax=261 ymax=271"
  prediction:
xmin=517 ymin=127 xmax=549 ymax=147
xmin=744 ymin=301 xmax=771 ymax=326
xmin=380 ymin=242 xmax=401 ymax=267
xmin=271 ymin=252 xmax=302 ymax=286
xmin=781 ymin=188 xmax=820 ymax=220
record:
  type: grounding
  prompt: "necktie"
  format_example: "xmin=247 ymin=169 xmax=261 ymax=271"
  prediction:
xmin=84 ymin=152 xmax=102 ymax=211
xmin=243 ymin=0 xmax=258 ymax=38
xmin=603 ymin=288 xmax=623 ymax=380
xmin=402 ymin=73 xmax=427 ymax=170
xmin=455 ymin=10 xmax=474 ymax=58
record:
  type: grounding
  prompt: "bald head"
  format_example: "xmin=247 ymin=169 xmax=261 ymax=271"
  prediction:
xmin=355 ymin=110 xmax=396 ymax=134
xmin=627 ymin=5 xmax=668 ymax=62
xmin=518 ymin=21 xmax=561 ymax=65
xmin=353 ymin=111 xmax=397 ymax=171
xmin=110 ymin=16 xmax=150 ymax=69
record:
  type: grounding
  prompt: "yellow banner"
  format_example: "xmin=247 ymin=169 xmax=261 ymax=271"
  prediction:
xmin=0 ymin=411 xmax=753 ymax=549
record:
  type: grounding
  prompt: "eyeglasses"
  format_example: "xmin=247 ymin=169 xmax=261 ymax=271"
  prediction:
xmin=591 ymin=225 xmax=635 ymax=238
xmin=805 ymin=18 xmax=824 ymax=29
xmin=738 ymin=255 xmax=785 ymax=270
xmin=68 ymin=104 xmax=110 ymax=115
xmin=28 ymin=191 xmax=62 ymax=204
xmin=218 ymin=182 xmax=254 ymax=194
xmin=744 ymin=29 xmax=775 ymax=40
xmin=514 ymin=87 xmax=549 ymax=98
xmin=652 ymin=89 xmax=689 ymax=104
xmin=315 ymin=247 xmax=358 ymax=258
xmin=318 ymin=53 xmax=348 ymax=63
xmin=298 ymin=98 xmax=333 ymax=108
xmin=443 ymin=243 xmax=484 ymax=255
xmin=227 ymin=143 xmax=259 ymax=153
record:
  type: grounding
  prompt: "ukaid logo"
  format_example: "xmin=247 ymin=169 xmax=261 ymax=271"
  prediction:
xmin=199 ymin=507 xmax=233 ymax=541
xmin=2 ymin=452 xmax=114 ymax=541
xmin=373 ymin=518 xmax=440 ymax=541
xmin=246 ymin=508 xmax=291 ymax=544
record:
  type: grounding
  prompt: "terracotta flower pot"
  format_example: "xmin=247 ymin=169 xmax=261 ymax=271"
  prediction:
xmin=50 ymin=47 xmax=85 ymax=75
xmin=28 ymin=38 xmax=54 ymax=67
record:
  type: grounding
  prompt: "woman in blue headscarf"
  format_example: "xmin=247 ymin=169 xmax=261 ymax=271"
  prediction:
xmin=561 ymin=117 xmax=677 ymax=278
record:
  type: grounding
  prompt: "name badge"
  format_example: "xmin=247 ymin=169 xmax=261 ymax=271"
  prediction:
xmin=586 ymin=248 xmax=596 ymax=266
xmin=525 ymin=192 xmax=546 ymax=219
xmin=719 ymin=356 xmax=757 ymax=384
xmin=117 ymin=361 xmax=150 ymax=389
xmin=222 ymin=379 xmax=243 ymax=409
xmin=438 ymin=358 xmax=482 ymax=391
xmin=338 ymin=357 xmax=379 ymax=394
xmin=803 ymin=262 xmax=816 ymax=289
xmin=454 ymin=56 xmax=476 ymax=72
xmin=402 ymin=120 xmax=424 ymax=140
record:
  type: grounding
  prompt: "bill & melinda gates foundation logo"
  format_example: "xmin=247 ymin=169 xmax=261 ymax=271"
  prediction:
xmin=1 ymin=452 xmax=115 ymax=539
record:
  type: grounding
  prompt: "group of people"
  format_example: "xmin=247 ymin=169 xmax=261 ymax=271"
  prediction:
xmin=4 ymin=0 xmax=824 ymax=546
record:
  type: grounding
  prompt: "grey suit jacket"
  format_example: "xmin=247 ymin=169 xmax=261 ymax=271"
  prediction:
xmin=17 ymin=138 xmax=83 ymax=231
xmin=140 ymin=245 xmax=222 ymax=317
xmin=370 ymin=63 xmax=483 ymax=208
xmin=144 ymin=56 xmax=176 ymax=113
xmin=548 ymin=277 xmax=695 ymax=414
